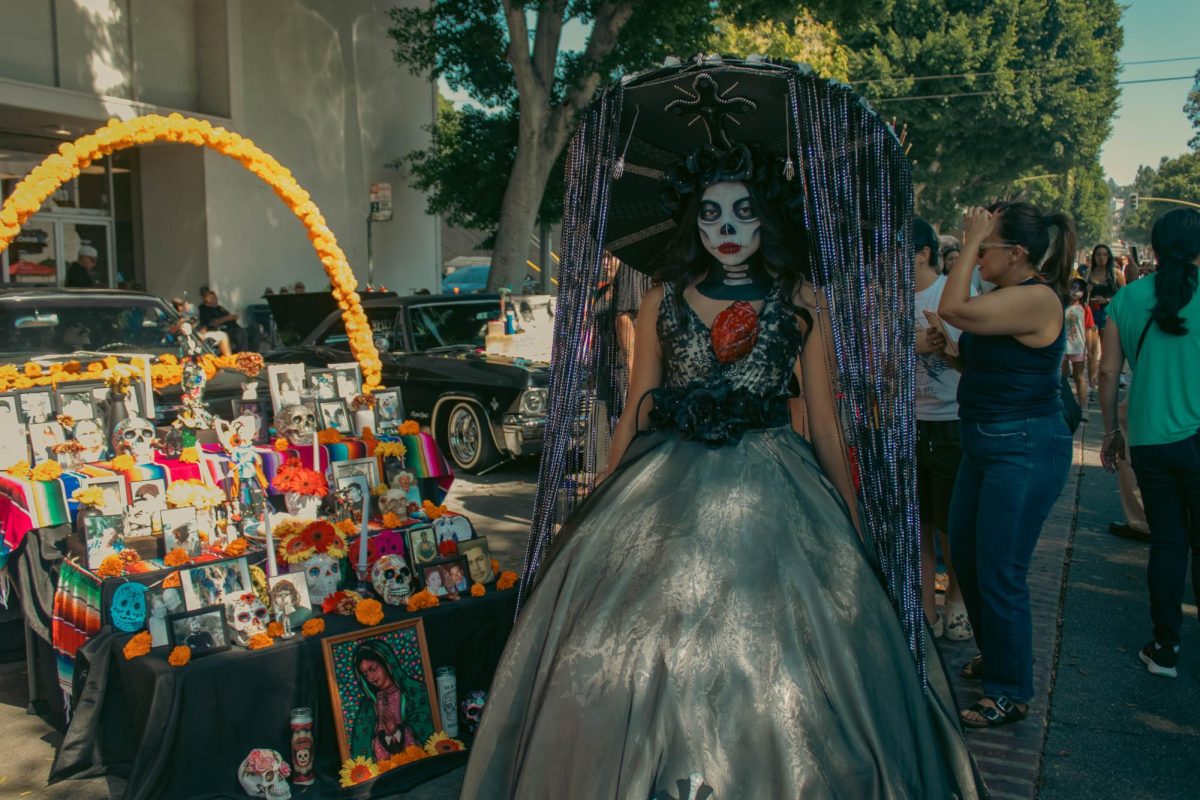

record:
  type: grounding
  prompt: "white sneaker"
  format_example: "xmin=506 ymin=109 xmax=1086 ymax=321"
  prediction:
xmin=944 ymin=607 xmax=973 ymax=641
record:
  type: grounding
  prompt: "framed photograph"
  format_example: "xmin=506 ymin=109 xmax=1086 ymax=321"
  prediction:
xmin=160 ymin=507 xmax=201 ymax=556
xmin=432 ymin=515 xmax=475 ymax=546
xmin=267 ymin=363 xmax=307 ymax=413
xmin=55 ymin=382 xmax=101 ymax=420
xmin=321 ymin=618 xmax=440 ymax=763
xmin=231 ymin=398 xmax=270 ymax=444
xmin=329 ymin=362 xmax=362 ymax=402
xmin=318 ymin=399 xmax=353 ymax=435
xmin=180 ymin=556 xmax=253 ymax=610
xmin=15 ymin=388 xmax=55 ymax=425
xmin=331 ymin=456 xmax=381 ymax=489
xmin=28 ymin=421 xmax=66 ymax=463
xmin=71 ymin=417 xmax=108 ymax=462
xmin=145 ymin=585 xmax=186 ymax=647
xmin=83 ymin=513 xmax=125 ymax=569
xmin=459 ymin=536 xmax=495 ymax=585
xmin=307 ymin=368 xmax=339 ymax=401
xmin=80 ymin=475 xmax=125 ymax=515
xmin=373 ymin=388 xmax=405 ymax=435
xmin=405 ymin=524 xmax=439 ymax=568
xmin=0 ymin=393 xmax=21 ymax=428
xmin=420 ymin=556 xmax=468 ymax=598
xmin=268 ymin=573 xmax=314 ymax=629
xmin=0 ymin=395 xmax=28 ymax=469
xmin=90 ymin=379 xmax=148 ymax=419
xmin=334 ymin=474 xmax=371 ymax=525
xmin=126 ymin=478 xmax=167 ymax=538
xmin=167 ymin=605 xmax=230 ymax=657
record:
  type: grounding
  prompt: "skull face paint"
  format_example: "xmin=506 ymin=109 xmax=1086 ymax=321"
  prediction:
xmin=697 ymin=181 xmax=761 ymax=267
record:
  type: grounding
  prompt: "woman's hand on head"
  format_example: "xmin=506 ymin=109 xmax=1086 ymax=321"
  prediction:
xmin=961 ymin=207 xmax=997 ymax=246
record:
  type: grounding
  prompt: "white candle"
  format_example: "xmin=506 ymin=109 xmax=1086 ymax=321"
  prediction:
xmin=357 ymin=495 xmax=370 ymax=579
xmin=312 ymin=436 xmax=319 ymax=474
xmin=263 ymin=506 xmax=277 ymax=577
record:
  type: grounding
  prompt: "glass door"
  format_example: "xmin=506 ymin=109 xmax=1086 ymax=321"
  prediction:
xmin=2 ymin=215 xmax=114 ymax=287
xmin=4 ymin=216 xmax=57 ymax=284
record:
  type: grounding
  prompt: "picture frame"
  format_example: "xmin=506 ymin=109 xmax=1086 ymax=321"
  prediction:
xmin=268 ymin=573 xmax=314 ymax=630
xmin=180 ymin=556 xmax=253 ymax=610
xmin=0 ymin=394 xmax=29 ymax=469
xmin=432 ymin=515 xmax=476 ymax=547
xmin=80 ymin=475 xmax=125 ymax=515
xmin=167 ymin=604 xmax=231 ymax=657
xmin=70 ymin=417 xmax=108 ymax=463
xmin=318 ymin=399 xmax=353 ymax=435
xmin=14 ymin=388 xmax=55 ymax=425
xmin=0 ymin=393 xmax=21 ymax=428
xmin=334 ymin=474 xmax=371 ymax=525
xmin=267 ymin=363 xmax=307 ymax=413
xmin=459 ymin=535 xmax=495 ymax=585
xmin=230 ymin=398 xmax=271 ymax=444
xmin=405 ymin=524 xmax=439 ymax=568
xmin=321 ymin=618 xmax=441 ymax=763
xmin=328 ymin=361 xmax=363 ymax=402
xmin=160 ymin=507 xmax=201 ymax=556
xmin=372 ymin=388 xmax=405 ymax=435
xmin=126 ymin=478 xmax=167 ymax=538
xmin=27 ymin=421 xmax=66 ymax=463
xmin=55 ymin=382 xmax=102 ymax=420
xmin=420 ymin=556 xmax=469 ymax=598
xmin=145 ymin=585 xmax=186 ymax=647
xmin=331 ymin=456 xmax=381 ymax=490
xmin=83 ymin=513 xmax=125 ymax=569
xmin=89 ymin=374 xmax=151 ymax=419
xmin=307 ymin=368 xmax=339 ymax=401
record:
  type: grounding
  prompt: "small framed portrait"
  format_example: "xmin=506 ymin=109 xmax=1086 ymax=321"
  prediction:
xmin=318 ymin=399 xmax=353 ymax=435
xmin=459 ymin=536 xmax=495 ymax=585
xmin=71 ymin=417 xmax=108 ymax=462
xmin=329 ymin=362 xmax=362 ymax=402
xmin=332 ymin=456 xmax=381 ymax=489
xmin=126 ymin=478 xmax=167 ymax=538
xmin=405 ymin=524 xmax=439 ymax=568
xmin=180 ymin=556 xmax=253 ymax=610
xmin=80 ymin=475 xmax=125 ymax=516
xmin=83 ymin=513 xmax=125 ymax=569
xmin=373 ymin=388 xmax=405 ymax=435
xmin=28 ymin=421 xmax=66 ymax=463
xmin=55 ymin=382 xmax=102 ymax=420
xmin=267 ymin=363 xmax=307 ymax=413
xmin=15 ymin=388 xmax=55 ymax=425
xmin=0 ymin=395 xmax=28 ymax=469
xmin=231 ymin=399 xmax=271 ymax=444
xmin=145 ymin=585 xmax=186 ymax=647
xmin=307 ymin=368 xmax=339 ymax=401
xmin=421 ymin=556 xmax=468 ymax=598
xmin=167 ymin=605 xmax=230 ymax=657
xmin=321 ymin=618 xmax=440 ymax=762
xmin=268 ymin=573 xmax=314 ymax=630
xmin=90 ymin=380 xmax=148 ymax=419
xmin=160 ymin=507 xmax=201 ymax=556
xmin=0 ymin=393 xmax=21 ymax=428
xmin=334 ymin=474 xmax=371 ymax=525
xmin=433 ymin=515 xmax=475 ymax=546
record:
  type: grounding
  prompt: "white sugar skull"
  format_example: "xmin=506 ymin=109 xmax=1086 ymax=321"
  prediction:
xmin=113 ymin=416 xmax=157 ymax=463
xmin=290 ymin=553 xmax=341 ymax=606
xmin=275 ymin=404 xmax=316 ymax=445
xmin=237 ymin=748 xmax=291 ymax=799
xmin=697 ymin=180 xmax=762 ymax=267
xmin=370 ymin=554 xmax=412 ymax=605
xmin=225 ymin=591 xmax=270 ymax=647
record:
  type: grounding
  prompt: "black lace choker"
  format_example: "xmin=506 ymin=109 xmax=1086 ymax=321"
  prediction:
xmin=696 ymin=264 xmax=772 ymax=301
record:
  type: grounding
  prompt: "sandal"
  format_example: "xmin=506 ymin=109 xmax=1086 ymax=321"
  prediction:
xmin=960 ymin=696 xmax=1028 ymax=729
xmin=961 ymin=654 xmax=983 ymax=680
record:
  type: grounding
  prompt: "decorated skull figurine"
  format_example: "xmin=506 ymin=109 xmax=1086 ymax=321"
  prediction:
xmin=225 ymin=591 xmax=270 ymax=647
xmin=275 ymin=404 xmax=316 ymax=446
xmin=112 ymin=416 xmax=157 ymax=463
xmin=237 ymin=748 xmax=291 ymax=799
xmin=110 ymin=582 xmax=147 ymax=633
xmin=370 ymin=554 xmax=412 ymax=605
xmin=460 ymin=689 xmax=487 ymax=735
xmin=290 ymin=553 xmax=341 ymax=607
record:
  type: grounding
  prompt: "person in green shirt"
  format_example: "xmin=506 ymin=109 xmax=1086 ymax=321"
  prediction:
xmin=1099 ymin=208 xmax=1200 ymax=679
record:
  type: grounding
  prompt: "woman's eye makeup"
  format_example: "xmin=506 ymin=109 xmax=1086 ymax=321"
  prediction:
xmin=733 ymin=198 xmax=756 ymax=220
xmin=699 ymin=201 xmax=721 ymax=222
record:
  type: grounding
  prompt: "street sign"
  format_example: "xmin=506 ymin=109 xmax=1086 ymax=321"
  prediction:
xmin=369 ymin=182 xmax=393 ymax=222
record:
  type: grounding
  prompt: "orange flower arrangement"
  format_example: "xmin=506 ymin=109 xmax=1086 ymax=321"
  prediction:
xmin=162 ymin=572 xmax=181 ymax=588
xmin=247 ymin=632 xmax=274 ymax=650
xmin=5 ymin=460 xmax=31 ymax=479
xmin=398 ymin=420 xmax=420 ymax=435
xmin=422 ymin=500 xmax=449 ymax=520
xmin=24 ymin=363 xmax=42 ymax=378
xmin=273 ymin=437 xmax=290 ymax=453
xmin=234 ymin=352 xmax=264 ymax=378
xmin=110 ymin=454 xmax=135 ymax=472
xmin=491 ymin=558 xmax=500 ymax=576
xmin=301 ymin=617 xmax=325 ymax=638
xmin=317 ymin=428 xmax=342 ymax=445
xmin=122 ymin=631 xmax=152 ymax=660
xmin=338 ymin=757 xmax=379 ymax=787
xmin=95 ymin=555 xmax=125 ymax=578
xmin=355 ymin=598 xmax=384 ymax=626
xmin=271 ymin=457 xmax=328 ymax=497
xmin=375 ymin=441 xmax=406 ymax=459
xmin=406 ymin=589 xmax=439 ymax=612
xmin=223 ymin=538 xmax=249 ymax=557
xmin=496 ymin=570 xmax=519 ymax=591
xmin=381 ymin=512 xmax=404 ymax=529
xmin=0 ymin=114 xmax=381 ymax=390
xmin=30 ymin=461 xmax=63 ymax=481
xmin=470 ymin=583 xmax=486 ymax=597
xmin=266 ymin=621 xmax=284 ymax=638
xmin=119 ymin=550 xmax=141 ymax=565
xmin=378 ymin=744 xmax=430 ymax=770
xmin=163 ymin=548 xmax=189 ymax=567
xmin=424 ymin=731 xmax=466 ymax=755
xmin=167 ymin=646 xmax=191 ymax=667
xmin=335 ymin=519 xmax=357 ymax=538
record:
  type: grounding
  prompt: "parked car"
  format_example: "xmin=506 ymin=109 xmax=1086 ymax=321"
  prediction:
xmin=441 ymin=264 xmax=490 ymax=294
xmin=264 ymin=292 xmax=548 ymax=473
xmin=0 ymin=287 xmax=246 ymax=423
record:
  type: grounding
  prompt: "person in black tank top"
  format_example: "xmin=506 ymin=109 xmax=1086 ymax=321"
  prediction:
xmin=1086 ymin=244 xmax=1126 ymax=388
xmin=935 ymin=201 xmax=1077 ymax=729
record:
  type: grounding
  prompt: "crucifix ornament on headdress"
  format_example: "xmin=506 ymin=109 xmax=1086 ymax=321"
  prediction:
xmin=665 ymin=73 xmax=758 ymax=148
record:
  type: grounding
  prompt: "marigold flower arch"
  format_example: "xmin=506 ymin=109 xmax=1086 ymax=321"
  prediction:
xmin=0 ymin=113 xmax=381 ymax=390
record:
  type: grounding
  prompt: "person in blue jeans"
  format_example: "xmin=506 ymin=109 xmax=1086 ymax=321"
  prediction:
xmin=937 ymin=201 xmax=1076 ymax=728
xmin=1099 ymin=208 xmax=1200 ymax=678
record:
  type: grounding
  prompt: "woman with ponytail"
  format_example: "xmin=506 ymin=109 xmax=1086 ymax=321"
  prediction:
xmin=1087 ymin=244 xmax=1126 ymax=389
xmin=1100 ymin=208 xmax=1200 ymax=678
xmin=937 ymin=201 xmax=1076 ymax=728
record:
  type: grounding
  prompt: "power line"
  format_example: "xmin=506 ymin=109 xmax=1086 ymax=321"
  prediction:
xmin=850 ymin=55 xmax=1199 ymax=86
xmin=871 ymin=74 xmax=1194 ymax=104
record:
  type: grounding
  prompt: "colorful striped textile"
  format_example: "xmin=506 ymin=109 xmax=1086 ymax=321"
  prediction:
xmin=51 ymin=562 xmax=103 ymax=708
xmin=0 ymin=474 xmax=68 ymax=568
xmin=256 ymin=433 xmax=452 ymax=494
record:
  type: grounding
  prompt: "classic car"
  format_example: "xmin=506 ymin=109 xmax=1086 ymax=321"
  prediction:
xmin=0 ymin=287 xmax=246 ymax=423
xmin=264 ymin=292 xmax=549 ymax=473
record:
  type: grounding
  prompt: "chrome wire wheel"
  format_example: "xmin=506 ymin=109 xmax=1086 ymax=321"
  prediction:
xmin=447 ymin=403 xmax=482 ymax=468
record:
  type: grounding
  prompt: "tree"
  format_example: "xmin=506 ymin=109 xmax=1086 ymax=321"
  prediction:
xmin=387 ymin=1 xmax=866 ymax=291
xmin=712 ymin=10 xmax=850 ymax=81
xmin=840 ymin=0 xmax=1122 ymax=231
xmin=1010 ymin=160 xmax=1111 ymax=246
xmin=1121 ymin=151 xmax=1200 ymax=243
xmin=1186 ymin=67 xmax=1200 ymax=151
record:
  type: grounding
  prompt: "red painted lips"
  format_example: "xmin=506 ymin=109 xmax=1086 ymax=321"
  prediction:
xmin=717 ymin=242 xmax=742 ymax=254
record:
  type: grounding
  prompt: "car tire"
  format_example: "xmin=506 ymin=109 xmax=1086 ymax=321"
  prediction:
xmin=438 ymin=401 xmax=500 ymax=474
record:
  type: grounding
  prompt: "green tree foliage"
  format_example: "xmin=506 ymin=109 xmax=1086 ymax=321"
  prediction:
xmin=1011 ymin=161 xmax=1112 ymax=246
xmin=1186 ymin=67 xmax=1200 ymax=151
xmin=841 ymin=0 xmax=1122 ymax=231
xmin=711 ymin=11 xmax=850 ymax=81
xmin=1121 ymin=151 xmax=1200 ymax=243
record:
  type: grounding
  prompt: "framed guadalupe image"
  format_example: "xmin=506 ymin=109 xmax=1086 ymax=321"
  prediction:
xmin=83 ymin=513 xmax=125 ymax=569
xmin=180 ymin=557 xmax=253 ymax=610
xmin=55 ymin=382 xmax=102 ymax=420
xmin=459 ymin=536 xmax=495 ymax=585
xmin=167 ymin=605 xmax=230 ymax=657
xmin=15 ymin=388 xmax=55 ymax=425
xmin=372 ymin=388 xmax=404 ymax=435
xmin=328 ymin=362 xmax=362 ymax=402
xmin=267 ymin=363 xmax=306 ymax=413
xmin=321 ymin=618 xmax=440 ymax=763
xmin=307 ymin=368 xmax=338 ymax=401
xmin=160 ymin=507 xmax=201 ymax=556
xmin=331 ymin=456 xmax=380 ymax=489
xmin=318 ymin=399 xmax=353 ymax=435
xmin=405 ymin=524 xmax=439 ymax=568
xmin=81 ymin=475 xmax=125 ymax=515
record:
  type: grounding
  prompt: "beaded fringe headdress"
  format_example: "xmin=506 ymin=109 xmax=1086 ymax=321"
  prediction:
xmin=518 ymin=58 xmax=922 ymax=678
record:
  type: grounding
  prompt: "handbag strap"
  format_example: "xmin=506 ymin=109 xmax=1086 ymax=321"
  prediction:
xmin=1135 ymin=315 xmax=1154 ymax=360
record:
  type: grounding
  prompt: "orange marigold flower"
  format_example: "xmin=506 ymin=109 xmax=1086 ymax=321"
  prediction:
xmin=381 ymin=512 xmax=404 ymax=529
xmin=317 ymin=428 xmax=341 ymax=445
xmin=247 ymin=632 xmax=274 ymax=650
xmin=157 ymin=353 xmax=178 ymax=365
xmin=87 ymin=361 xmax=104 ymax=373
xmin=24 ymin=362 xmax=42 ymax=377
xmin=119 ymin=549 xmax=141 ymax=564
xmin=405 ymin=589 xmax=439 ymax=612
xmin=266 ymin=621 xmax=284 ymax=638
xmin=301 ymin=617 xmax=325 ymax=638
xmin=355 ymin=598 xmax=384 ymax=627
xmin=162 ymin=571 xmax=181 ymax=588
xmin=491 ymin=558 xmax=500 ymax=575
xmin=96 ymin=555 xmax=125 ymax=578
xmin=422 ymin=500 xmax=449 ymax=520
xmin=335 ymin=519 xmax=357 ymax=537
xmin=470 ymin=583 xmax=486 ymax=597
xmin=110 ymin=454 xmax=135 ymax=472
xmin=30 ymin=461 xmax=63 ymax=481
xmin=163 ymin=548 xmax=189 ymax=567
xmin=224 ymin=538 xmax=249 ymax=557
xmin=398 ymin=420 xmax=420 ymax=435
xmin=496 ymin=570 xmax=519 ymax=591
xmin=6 ymin=460 xmax=31 ymax=479
xmin=273 ymin=437 xmax=290 ymax=452
xmin=167 ymin=645 xmax=191 ymax=667
xmin=122 ymin=631 xmax=152 ymax=660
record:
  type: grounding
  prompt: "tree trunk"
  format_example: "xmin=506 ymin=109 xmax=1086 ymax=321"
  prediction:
xmin=488 ymin=128 xmax=560 ymax=292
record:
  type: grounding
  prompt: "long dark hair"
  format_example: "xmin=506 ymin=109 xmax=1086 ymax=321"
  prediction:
xmin=1149 ymin=208 xmax=1200 ymax=336
xmin=1090 ymin=244 xmax=1116 ymax=286
xmin=988 ymin=201 xmax=1076 ymax=297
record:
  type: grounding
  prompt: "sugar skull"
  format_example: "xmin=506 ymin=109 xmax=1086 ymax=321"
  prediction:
xmin=110 ymin=582 xmax=147 ymax=633
xmin=460 ymin=689 xmax=487 ymax=735
xmin=368 ymin=529 xmax=406 ymax=564
xmin=290 ymin=553 xmax=341 ymax=606
xmin=275 ymin=404 xmax=316 ymax=446
xmin=370 ymin=554 xmax=412 ymax=605
xmin=249 ymin=565 xmax=271 ymax=608
xmin=112 ymin=416 xmax=157 ymax=463
xmin=225 ymin=591 xmax=270 ymax=647
xmin=237 ymin=748 xmax=291 ymax=799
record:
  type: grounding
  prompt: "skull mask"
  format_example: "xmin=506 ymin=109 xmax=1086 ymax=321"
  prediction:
xmin=290 ymin=553 xmax=341 ymax=606
xmin=460 ymin=689 xmax=487 ymax=735
xmin=225 ymin=591 xmax=270 ymax=646
xmin=237 ymin=748 xmax=291 ymax=799
xmin=110 ymin=582 xmax=147 ymax=632
xmin=370 ymin=555 xmax=412 ymax=605
xmin=275 ymin=404 xmax=316 ymax=446
xmin=697 ymin=181 xmax=761 ymax=267
xmin=113 ymin=416 xmax=157 ymax=463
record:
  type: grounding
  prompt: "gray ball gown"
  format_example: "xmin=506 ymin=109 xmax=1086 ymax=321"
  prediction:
xmin=461 ymin=284 xmax=982 ymax=799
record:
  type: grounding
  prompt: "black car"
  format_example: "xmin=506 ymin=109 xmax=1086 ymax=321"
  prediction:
xmin=265 ymin=292 xmax=548 ymax=473
xmin=0 ymin=287 xmax=246 ymax=423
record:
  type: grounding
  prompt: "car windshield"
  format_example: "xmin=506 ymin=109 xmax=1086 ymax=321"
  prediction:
xmin=0 ymin=295 xmax=182 ymax=358
xmin=408 ymin=300 xmax=500 ymax=351
xmin=444 ymin=266 xmax=488 ymax=285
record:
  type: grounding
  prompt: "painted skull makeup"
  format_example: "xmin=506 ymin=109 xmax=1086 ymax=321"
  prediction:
xmin=697 ymin=181 xmax=761 ymax=270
